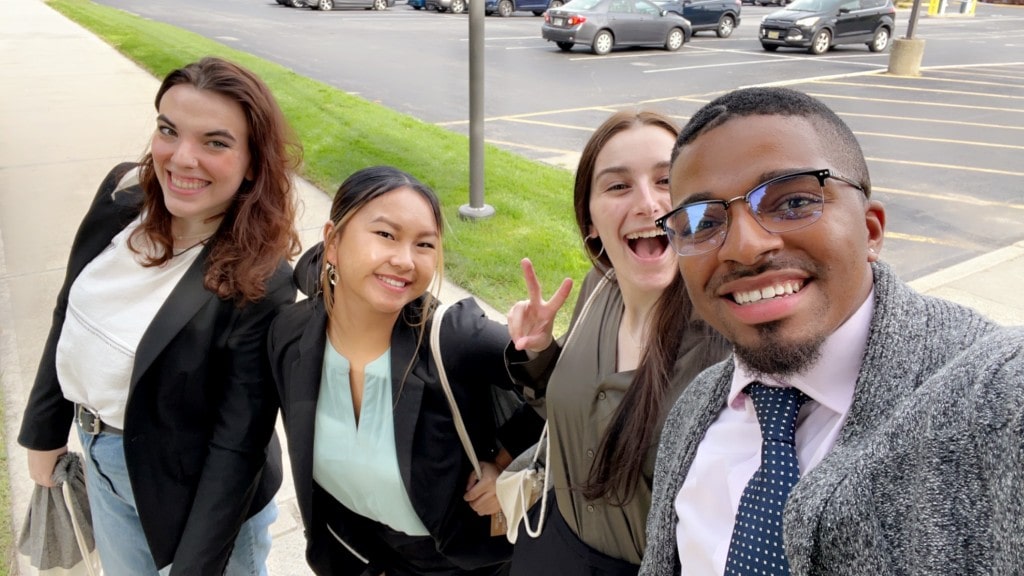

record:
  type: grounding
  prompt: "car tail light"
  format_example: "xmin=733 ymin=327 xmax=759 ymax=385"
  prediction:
xmin=544 ymin=11 xmax=551 ymax=21
xmin=568 ymin=14 xmax=587 ymax=25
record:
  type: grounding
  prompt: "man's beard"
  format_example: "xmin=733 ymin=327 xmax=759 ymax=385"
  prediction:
xmin=733 ymin=320 xmax=825 ymax=378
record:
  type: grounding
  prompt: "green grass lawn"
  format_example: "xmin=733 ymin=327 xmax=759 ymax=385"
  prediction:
xmin=48 ymin=0 xmax=593 ymax=320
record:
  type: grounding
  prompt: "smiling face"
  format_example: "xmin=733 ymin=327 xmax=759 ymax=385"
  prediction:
xmin=324 ymin=186 xmax=439 ymax=319
xmin=588 ymin=124 xmax=678 ymax=297
xmin=151 ymin=84 xmax=252 ymax=231
xmin=671 ymin=114 xmax=885 ymax=376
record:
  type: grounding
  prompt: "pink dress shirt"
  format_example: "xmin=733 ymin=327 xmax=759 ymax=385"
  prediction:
xmin=673 ymin=291 xmax=875 ymax=575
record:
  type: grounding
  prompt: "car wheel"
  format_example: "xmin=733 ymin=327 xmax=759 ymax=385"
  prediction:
xmin=450 ymin=0 xmax=466 ymax=12
xmin=533 ymin=9 xmax=544 ymax=14
xmin=549 ymin=0 xmax=564 ymax=6
xmin=868 ymin=26 xmax=891 ymax=52
xmin=761 ymin=43 xmax=778 ymax=51
xmin=317 ymin=0 xmax=333 ymax=9
xmin=498 ymin=0 xmax=513 ymax=16
xmin=716 ymin=14 xmax=735 ymax=38
xmin=809 ymin=29 xmax=830 ymax=54
xmin=665 ymin=27 xmax=685 ymax=51
xmin=592 ymin=30 xmax=613 ymax=55
xmin=556 ymin=41 xmax=574 ymax=51
xmin=372 ymin=0 xmax=388 ymax=8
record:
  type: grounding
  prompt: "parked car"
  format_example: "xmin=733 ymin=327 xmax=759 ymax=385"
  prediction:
xmin=409 ymin=0 xmax=427 ymax=8
xmin=485 ymin=0 xmax=564 ymax=16
xmin=277 ymin=0 xmax=307 ymax=6
xmin=759 ymin=0 xmax=894 ymax=54
xmin=310 ymin=0 xmax=393 ymax=10
xmin=657 ymin=0 xmax=741 ymax=37
xmin=542 ymin=0 xmax=692 ymax=55
xmin=429 ymin=0 xmax=469 ymax=12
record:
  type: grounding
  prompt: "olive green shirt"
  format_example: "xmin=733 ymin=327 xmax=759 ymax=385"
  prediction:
xmin=507 ymin=268 xmax=728 ymax=564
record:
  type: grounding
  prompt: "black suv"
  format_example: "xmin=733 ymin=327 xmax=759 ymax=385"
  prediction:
xmin=759 ymin=0 xmax=895 ymax=54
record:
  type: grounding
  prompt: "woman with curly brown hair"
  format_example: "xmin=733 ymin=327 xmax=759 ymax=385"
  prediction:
xmin=19 ymin=57 xmax=300 ymax=575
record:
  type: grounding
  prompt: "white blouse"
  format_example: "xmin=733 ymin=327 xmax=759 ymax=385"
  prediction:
xmin=56 ymin=218 xmax=202 ymax=429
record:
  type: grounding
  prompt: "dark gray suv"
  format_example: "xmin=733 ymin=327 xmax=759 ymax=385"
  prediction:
xmin=759 ymin=0 xmax=895 ymax=54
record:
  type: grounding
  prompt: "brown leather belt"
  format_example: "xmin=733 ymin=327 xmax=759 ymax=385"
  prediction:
xmin=76 ymin=404 xmax=123 ymax=435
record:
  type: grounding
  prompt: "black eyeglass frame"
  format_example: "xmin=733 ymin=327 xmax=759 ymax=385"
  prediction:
xmin=656 ymin=168 xmax=865 ymax=257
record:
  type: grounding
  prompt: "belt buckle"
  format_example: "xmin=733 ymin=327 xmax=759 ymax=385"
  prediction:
xmin=77 ymin=405 xmax=102 ymax=435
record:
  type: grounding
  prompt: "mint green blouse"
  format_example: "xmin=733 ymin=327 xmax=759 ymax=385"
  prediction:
xmin=312 ymin=342 xmax=429 ymax=536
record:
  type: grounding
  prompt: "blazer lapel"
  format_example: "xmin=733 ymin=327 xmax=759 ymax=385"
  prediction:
xmin=131 ymin=244 xmax=216 ymax=389
xmin=292 ymin=306 xmax=330 ymax=526
xmin=390 ymin=317 xmax=425 ymax=493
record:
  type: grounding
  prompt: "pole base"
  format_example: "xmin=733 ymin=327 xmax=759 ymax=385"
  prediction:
xmin=458 ymin=203 xmax=496 ymax=221
xmin=887 ymin=38 xmax=926 ymax=76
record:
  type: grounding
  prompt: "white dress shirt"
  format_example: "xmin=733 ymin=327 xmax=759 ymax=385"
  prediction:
xmin=674 ymin=291 xmax=875 ymax=575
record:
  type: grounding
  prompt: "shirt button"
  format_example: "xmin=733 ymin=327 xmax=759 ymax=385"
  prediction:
xmin=598 ymin=391 xmax=607 ymax=400
xmin=587 ymin=504 xmax=595 ymax=512
xmin=586 ymin=449 xmax=594 ymax=458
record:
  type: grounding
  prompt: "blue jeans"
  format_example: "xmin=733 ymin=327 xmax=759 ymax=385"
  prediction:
xmin=79 ymin=428 xmax=277 ymax=576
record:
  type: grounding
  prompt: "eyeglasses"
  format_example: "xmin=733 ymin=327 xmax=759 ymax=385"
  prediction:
xmin=655 ymin=169 xmax=864 ymax=257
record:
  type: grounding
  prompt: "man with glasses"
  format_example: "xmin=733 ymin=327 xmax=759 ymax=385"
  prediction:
xmin=639 ymin=87 xmax=1024 ymax=576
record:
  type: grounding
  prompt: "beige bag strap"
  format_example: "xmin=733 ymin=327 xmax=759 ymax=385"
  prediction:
xmin=520 ymin=270 xmax=612 ymax=537
xmin=430 ymin=302 xmax=484 ymax=481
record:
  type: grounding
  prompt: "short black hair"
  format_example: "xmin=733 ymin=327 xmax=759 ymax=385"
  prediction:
xmin=672 ymin=87 xmax=871 ymax=197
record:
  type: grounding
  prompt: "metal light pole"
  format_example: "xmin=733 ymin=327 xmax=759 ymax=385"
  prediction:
xmin=458 ymin=0 xmax=495 ymax=220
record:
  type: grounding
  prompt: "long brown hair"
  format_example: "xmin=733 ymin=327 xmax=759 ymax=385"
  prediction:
xmin=134 ymin=57 xmax=301 ymax=304
xmin=577 ymin=110 xmax=718 ymax=505
xmin=584 ymin=274 xmax=726 ymax=504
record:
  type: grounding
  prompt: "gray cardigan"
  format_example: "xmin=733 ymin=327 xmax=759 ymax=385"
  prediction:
xmin=641 ymin=261 xmax=1024 ymax=575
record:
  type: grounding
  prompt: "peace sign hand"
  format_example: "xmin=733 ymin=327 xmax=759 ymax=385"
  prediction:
xmin=507 ymin=258 xmax=573 ymax=353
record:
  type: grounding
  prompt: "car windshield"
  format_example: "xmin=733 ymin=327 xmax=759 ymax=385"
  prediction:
xmin=784 ymin=0 xmax=832 ymax=10
xmin=562 ymin=0 xmax=603 ymax=10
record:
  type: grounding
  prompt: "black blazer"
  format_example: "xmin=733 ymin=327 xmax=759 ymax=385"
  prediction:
xmin=269 ymin=248 xmax=538 ymax=575
xmin=18 ymin=163 xmax=295 ymax=575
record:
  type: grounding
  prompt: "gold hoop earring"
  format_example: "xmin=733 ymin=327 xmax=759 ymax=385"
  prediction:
xmin=327 ymin=262 xmax=338 ymax=287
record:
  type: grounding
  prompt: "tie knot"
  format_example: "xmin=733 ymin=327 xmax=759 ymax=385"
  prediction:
xmin=745 ymin=383 xmax=808 ymax=444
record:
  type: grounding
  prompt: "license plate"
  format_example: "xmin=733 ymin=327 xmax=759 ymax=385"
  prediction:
xmin=767 ymin=30 xmax=780 ymax=39
xmin=553 ymin=17 xmax=565 ymax=25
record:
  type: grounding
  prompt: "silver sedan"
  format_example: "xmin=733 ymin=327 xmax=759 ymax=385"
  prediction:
xmin=542 ymin=0 xmax=692 ymax=55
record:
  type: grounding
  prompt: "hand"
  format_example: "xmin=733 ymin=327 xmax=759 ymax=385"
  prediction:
xmin=464 ymin=461 xmax=502 ymax=516
xmin=27 ymin=446 xmax=68 ymax=487
xmin=507 ymin=258 xmax=573 ymax=353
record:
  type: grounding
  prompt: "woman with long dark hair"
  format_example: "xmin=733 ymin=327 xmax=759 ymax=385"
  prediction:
xmin=505 ymin=110 xmax=729 ymax=575
xmin=269 ymin=166 xmax=538 ymax=576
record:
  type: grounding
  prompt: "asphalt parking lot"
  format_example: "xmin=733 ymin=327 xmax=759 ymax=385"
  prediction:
xmin=84 ymin=0 xmax=1024 ymax=279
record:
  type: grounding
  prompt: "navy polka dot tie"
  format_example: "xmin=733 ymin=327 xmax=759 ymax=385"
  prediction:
xmin=724 ymin=383 xmax=809 ymax=576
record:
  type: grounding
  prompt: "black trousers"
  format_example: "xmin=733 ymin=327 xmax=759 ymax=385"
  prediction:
xmin=509 ymin=495 xmax=640 ymax=576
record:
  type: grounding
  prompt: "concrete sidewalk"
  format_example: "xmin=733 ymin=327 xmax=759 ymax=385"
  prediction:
xmin=1 ymin=0 xmax=1021 ymax=574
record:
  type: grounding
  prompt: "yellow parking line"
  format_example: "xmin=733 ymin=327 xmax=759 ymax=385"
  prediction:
xmin=934 ymin=69 xmax=1024 ymax=81
xmin=814 ymin=81 xmax=1024 ymax=101
xmin=866 ymin=156 xmax=1024 ymax=177
xmin=872 ymin=186 xmax=1024 ymax=211
xmin=885 ymin=232 xmax=970 ymax=248
xmin=839 ymin=112 xmax=1024 ymax=131
xmin=484 ymin=138 xmax=575 ymax=155
xmin=808 ymin=93 xmax=1024 ymax=114
xmin=856 ymin=131 xmax=1024 ymax=150
xmin=829 ymin=75 xmax=1024 ymax=89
